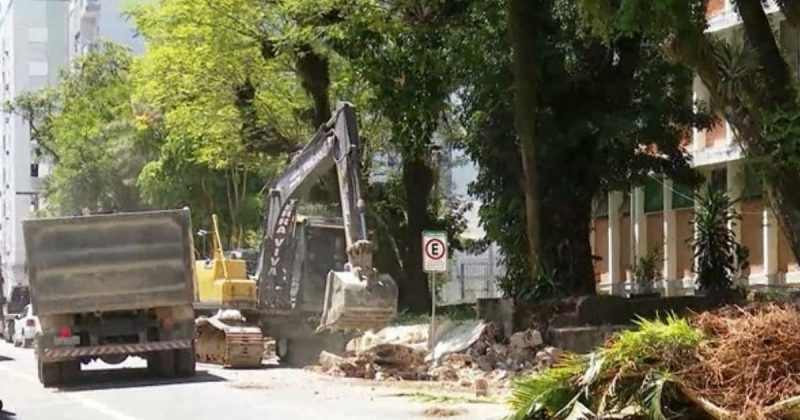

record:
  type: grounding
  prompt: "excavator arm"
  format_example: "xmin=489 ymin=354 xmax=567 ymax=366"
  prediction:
xmin=256 ymin=102 xmax=398 ymax=333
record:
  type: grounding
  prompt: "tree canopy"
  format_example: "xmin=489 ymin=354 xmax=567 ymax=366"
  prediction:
xmin=17 ymin=0 xmax=788 ymax=311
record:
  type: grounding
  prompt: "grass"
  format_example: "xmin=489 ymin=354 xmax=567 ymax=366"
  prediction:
xmin=391 ymin=391 xmax=499 ymax=405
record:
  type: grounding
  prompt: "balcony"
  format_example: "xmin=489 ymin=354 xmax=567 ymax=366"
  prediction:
xmin=81 ymin=0 xmax=100 ymax=18
xmin=691 ymin=142 xmax=744 ymax=167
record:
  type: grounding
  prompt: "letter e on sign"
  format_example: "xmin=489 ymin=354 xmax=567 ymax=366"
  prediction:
xmin=422 ymin=230 xmax=448 ymax=273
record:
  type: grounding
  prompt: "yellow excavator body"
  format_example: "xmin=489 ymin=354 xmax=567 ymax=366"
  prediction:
xmin=195 ymin=257 xmax=257 ymax=311
xmin=193 ymin=215 xmax=263 ymax=368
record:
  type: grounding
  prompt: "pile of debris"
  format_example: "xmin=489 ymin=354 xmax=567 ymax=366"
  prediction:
xmin=681 ymin=303 xmax=800 ymax=417
xmin=312 ymin=319 xmax=561 ymax=387
xmin=318 ymin=344 xmax=430 ymax=381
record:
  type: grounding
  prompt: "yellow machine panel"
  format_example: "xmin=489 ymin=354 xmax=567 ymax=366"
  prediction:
xmin=194 ymin=258 xmax=256 ymax=310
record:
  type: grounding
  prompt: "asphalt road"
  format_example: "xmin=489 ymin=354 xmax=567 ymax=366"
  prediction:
xmin=0 ymin=342 xmax=508 ymax=420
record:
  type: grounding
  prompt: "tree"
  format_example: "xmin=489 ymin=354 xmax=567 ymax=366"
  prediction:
xmin=456 ymin=0 xmax=708 ymax=300
xmin=129 ymin=0 xmax=313 ymax=246
xmin=5 ymin=41 xmax=149 ymax=215
xmin=576 ymin=0 xmax=800 ymax=287
xmin=283 ymin=0 xmax=473 ymax=312
xmin=509 ymin=0 xmax=544 ymax=272
xmin=691 ymin=187 xmax=746 ymax=294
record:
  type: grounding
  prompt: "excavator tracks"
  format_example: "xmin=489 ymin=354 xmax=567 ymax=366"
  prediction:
xmin=195 ymin=316 xmax=264 ymax=368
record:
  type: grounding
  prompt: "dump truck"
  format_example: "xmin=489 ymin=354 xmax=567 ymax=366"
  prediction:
xmin=23 ymin=209 xmax=197 ymax=387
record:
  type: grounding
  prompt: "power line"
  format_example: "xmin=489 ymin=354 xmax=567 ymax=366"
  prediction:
xmin=646 ymin=174 xmax=766 ymax=216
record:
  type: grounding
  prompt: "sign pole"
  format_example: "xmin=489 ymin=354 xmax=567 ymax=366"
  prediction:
xmin=429 ymin=271 xmax=436 ymax=351
xmin=422 ymin=230 xmax=448 ymax=354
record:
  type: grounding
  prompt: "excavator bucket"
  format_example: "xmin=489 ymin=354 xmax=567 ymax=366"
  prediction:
xmin=317 ymin=270 xmax=398 ymax=333
xmin=195 ymin=310 xmax=264 ymax=368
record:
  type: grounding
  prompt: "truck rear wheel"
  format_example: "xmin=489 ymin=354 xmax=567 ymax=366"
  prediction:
xmin=148 ymin=350 xmax=176 ymax=378
xmin=59 ymin=360 xmax=81 ymax=384
xmin=38 ymin=360 xmax=60 ymax=387
xmin=175 ymin=348 xmax=196 ymax=377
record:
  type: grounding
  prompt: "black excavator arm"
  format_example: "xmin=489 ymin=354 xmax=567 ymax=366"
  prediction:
xmin=255 ymin=102 xmax=397 ymax=332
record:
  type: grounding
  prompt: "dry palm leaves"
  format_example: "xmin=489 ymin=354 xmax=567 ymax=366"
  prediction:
xmin=682 ymin=303 xmax=800 ymax=418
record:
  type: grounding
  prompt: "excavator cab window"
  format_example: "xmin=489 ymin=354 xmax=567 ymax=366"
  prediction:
xmin=294 ymin=218 xmax=347 ymax=312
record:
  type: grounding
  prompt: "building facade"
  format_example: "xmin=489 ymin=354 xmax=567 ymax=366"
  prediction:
xmin=591 ymin=1 xmax=799 ymax=296
xmin=0 ymin=0 xmax=69 ymax=295
xmin=0 ymin=0 xmax=144 ymax=296
xmin=68 ymin=0 xmax=144 ymax=62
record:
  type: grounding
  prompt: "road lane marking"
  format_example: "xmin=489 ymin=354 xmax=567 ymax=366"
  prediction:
xmin=65 ymin=393 xmax=142 ymax=420
xmin=0 ymin=363 xmax=143 ymax=420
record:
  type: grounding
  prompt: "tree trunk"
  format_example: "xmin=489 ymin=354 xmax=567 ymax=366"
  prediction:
xmin=734 ymin=0 xmax=795 ymax=106
xmin=399 ymin=154 xmax=434 ymax=313
xmin=730 ymin=1 xmax=800 ymax=267
xmin=509 ymin=0 xmax=542 ymax=271
xmin=541 ymin=192 xmax=597 ymax=296
xmin=295 ymin=44 xmax=332 ymax=127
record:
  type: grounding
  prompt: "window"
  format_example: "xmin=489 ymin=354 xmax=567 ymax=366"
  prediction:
xmin=593 ymin=193 xmax=609 ymax=218
xmin=28 ymin=28 xmax=48 ymax=43
xmin=710 ymin=168 xmax=727 ymax=192
xmin=741 ymin=169 xmax=763 ymax=199
xmin=30 ymin=163 xmax=38 ymax=178
xmin=29 ymin=61 xmax=48 ymax=77
xmin=673 ymin=181 xmax=695 ymax=209
xmin=644 ymin=177 xmax=664 ymax=213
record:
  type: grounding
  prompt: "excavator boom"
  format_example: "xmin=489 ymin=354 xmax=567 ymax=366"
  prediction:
xmin=256 ymin=102 xmax=398 ymax=333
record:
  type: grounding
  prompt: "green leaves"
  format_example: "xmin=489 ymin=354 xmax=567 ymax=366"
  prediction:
xmin=690 ymin=187 xmax=746 ymax=294
xmin=6 ymin=41 xmax=150 ymax=215
xmin=507 ymin=316 xmax=704 ymax=419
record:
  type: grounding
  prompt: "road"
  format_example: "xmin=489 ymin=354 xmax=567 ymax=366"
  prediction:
xmin=0 ymin=342 xmax=508 ymax=420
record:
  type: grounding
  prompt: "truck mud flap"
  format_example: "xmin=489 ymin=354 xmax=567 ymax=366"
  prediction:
xmin=40 ymin=339 xmax=193 ymax=361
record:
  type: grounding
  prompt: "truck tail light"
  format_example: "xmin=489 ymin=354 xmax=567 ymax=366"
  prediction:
xmin=26 ymin=319 xmax=35 ymax=327
xmin=58 ymin=326 xmax=72 ymax=337
xmin=160 ymin=317 xmax=173 ymax=330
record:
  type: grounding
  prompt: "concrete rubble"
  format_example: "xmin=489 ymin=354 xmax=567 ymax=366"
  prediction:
xmin=311 ymin=319 xmax=563 ymax=388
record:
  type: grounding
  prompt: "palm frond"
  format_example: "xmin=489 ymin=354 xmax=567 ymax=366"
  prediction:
xmin=639 ymin=371 xmax=673 ymax=420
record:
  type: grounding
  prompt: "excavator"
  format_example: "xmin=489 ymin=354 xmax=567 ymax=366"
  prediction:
xmin=193 ymin=215 xmax=264 ymax=368
xmin=193 ymin=101 xmax=399 ymax=367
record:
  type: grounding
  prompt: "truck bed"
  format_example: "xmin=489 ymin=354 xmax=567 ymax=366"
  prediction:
xmin=23 ymin=209 xmax=195 ymax=316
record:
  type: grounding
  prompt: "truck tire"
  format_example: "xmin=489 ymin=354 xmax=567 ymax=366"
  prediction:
xmin=59 ymin=360 xmax=81 ymax=384
xmin=4 ymin=320 xmax=13 ymax=343
xmin=38 ymin=359 xmax=61 ymax=387
xmin=175 ymin=348 xmax=196 ymax=377
xmin=148 ymin=350 xmax=176 ymax=378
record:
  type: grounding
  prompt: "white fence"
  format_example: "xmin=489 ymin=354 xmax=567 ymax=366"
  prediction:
xmin=440 ymin=244 xmax=504 ymax=305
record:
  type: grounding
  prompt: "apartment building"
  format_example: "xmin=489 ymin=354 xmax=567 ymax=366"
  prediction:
xmin=68 ymin=0 xmax=144 ymax=62
xmin=0 ymin=0 xmax=143 ymax=296
xmin=0 ymin=0 xmax=69 ymax=294
xmin=591 ymin=1 xmax=797 ymax=296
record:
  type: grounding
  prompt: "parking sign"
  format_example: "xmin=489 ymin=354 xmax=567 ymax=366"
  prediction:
xmin=422 ymin=231 xmax=447 ymax=273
